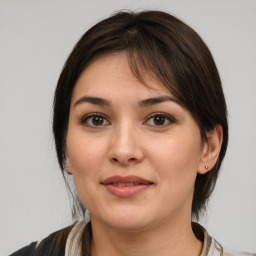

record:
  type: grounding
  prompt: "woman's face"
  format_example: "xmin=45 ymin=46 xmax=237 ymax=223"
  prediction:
xmin=66 ymin=52 xmax=208 ymax=231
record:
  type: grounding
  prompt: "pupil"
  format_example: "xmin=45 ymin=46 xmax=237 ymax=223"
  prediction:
xmin=154 ymin=116 xmax=165 ymax=125
xmin=92 ymin=116 xmax=103 ymax=126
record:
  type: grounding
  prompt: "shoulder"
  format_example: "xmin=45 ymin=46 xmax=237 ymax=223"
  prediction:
xmin=223 ymin=251 xmax=256 ymax=256
xmin=9 ymin=242 xmax=37 ymax=256
xmin=10 ymin=224 xmax=75 ymax=256
xmin=208 ymin=234 xmax=255 ymax=256
xmin=192 ymin=222 xmax=255 ymax=256
xmin=206 ymin=233 xmax=255 ymax=256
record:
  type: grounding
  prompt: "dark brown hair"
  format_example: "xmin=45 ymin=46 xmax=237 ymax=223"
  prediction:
xmin=44 ymin=10 xmax=228 ymax=255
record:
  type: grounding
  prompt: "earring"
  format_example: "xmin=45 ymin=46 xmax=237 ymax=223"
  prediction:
xmin=205 ymin=165 xmax=209 ymax=170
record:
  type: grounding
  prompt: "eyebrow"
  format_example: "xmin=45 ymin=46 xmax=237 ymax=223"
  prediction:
xmin=138 ymin=96 xmax=180 ymax=107
xmin=74 ymin=96 xmax=111 ymax=108
xmin=73 ymin=95 xmax=180 ymax=109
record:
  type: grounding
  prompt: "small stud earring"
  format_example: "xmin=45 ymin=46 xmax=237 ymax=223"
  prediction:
xmin=205 ymin=165 xmax=209 ymax=170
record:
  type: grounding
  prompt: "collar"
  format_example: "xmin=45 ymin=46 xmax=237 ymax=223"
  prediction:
xmin=65 ymin=221 xmax=224 ymax=256
xmin=193 ymin=222 xmax=224 ymax=256
xmin=65 ymin=221 xmax=86 ymax=256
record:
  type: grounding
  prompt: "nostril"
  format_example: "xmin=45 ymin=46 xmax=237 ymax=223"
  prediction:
xmin=112 ymin=157 xmax=136 ymax=163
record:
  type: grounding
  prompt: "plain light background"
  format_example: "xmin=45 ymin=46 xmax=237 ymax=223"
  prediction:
xmin=0 ymin=0 xmax=255 ymax=255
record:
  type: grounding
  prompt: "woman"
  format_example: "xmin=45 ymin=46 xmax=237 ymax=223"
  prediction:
xmin=11 ymin=10 xmax=235 ymax=256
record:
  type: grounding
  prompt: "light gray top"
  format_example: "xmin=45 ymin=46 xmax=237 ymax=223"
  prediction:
xmin=64 ymin=221 xmax=254 ymax=256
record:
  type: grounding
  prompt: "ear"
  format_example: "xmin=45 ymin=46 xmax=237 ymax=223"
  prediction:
xmin=198 ymin=125 xmax=223 ymax=174
xmin=64 ymin=151 xmax=73 ymax=174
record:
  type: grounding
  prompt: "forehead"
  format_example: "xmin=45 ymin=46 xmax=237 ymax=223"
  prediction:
xmin=71 ymin=52 xmax=174 ymax=102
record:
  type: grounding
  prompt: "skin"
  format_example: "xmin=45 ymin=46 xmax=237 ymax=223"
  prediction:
xmin=65 ymin=52 xmax=223 ymax=256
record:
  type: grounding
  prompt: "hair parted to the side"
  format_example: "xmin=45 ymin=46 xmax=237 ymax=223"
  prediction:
xmin=53 ymin=8 xmax=228 ymax=230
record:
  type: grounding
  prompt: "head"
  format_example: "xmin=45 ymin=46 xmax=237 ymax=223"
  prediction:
xmin=53 ymin=10 xmax=228 ymax=221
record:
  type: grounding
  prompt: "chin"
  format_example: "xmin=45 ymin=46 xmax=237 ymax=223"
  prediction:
xmin=95 ymin=207 xmax=153 ymax=232
xmin=108 ymin=218 xmax=151 ymax=233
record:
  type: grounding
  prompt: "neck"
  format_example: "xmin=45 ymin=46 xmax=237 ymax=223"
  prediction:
xmin=90 ymin=216 xmax=202 ymax=256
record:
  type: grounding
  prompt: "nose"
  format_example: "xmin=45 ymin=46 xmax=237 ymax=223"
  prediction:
xmin=108 ymin=123 xmax=144 ymax=166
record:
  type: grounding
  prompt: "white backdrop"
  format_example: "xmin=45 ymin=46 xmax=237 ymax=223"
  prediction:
xmin=0 ymin=0 xmax=255 ymax=255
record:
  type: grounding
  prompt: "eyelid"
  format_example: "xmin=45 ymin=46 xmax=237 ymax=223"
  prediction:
xmin=79 ymin=112 xmax=110 ymax=126
xmin=79 ymin=112 xmax=176 ymax=127
xmin=144 ymin=112 xmax=176 ymax=126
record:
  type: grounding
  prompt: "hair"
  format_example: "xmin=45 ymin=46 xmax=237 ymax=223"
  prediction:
xmin=38 ymin=10 xmax=228 ymax=255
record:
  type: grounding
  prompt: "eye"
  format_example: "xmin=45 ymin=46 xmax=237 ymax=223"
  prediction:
xmin=145 ymin=113 xmax=175 ymax=126
xmin=80 ymin=113 xmax=110 ymax=127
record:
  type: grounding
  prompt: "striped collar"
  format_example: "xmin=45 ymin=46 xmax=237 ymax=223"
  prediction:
xmin=65 ymin=221 xmax=86 ymax=256
xmin=65 ymin=221 xmax=224 ymax=256
xmin=192 ymin=222 xmax=224 ymax=256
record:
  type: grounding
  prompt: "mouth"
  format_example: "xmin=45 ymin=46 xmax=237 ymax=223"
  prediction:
xmin=111 ymin=182 xmax=145 ymax=186
xmin=101 ymin=175 xmax=154 ymax=198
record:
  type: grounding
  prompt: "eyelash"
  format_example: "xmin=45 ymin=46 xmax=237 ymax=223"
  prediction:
xmin=79 ymin=113 xmax=110 ymax=127
xmin=79 ymin=112 xmax=176 ymax=127
xmin=145 ymin=113 xmax=176 ymax=127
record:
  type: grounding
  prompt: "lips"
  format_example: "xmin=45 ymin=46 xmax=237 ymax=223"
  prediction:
xmin=101 ymin=175 xmax=153 ymax=198
xmin=102 ymin=175 xmax=153 ymax=185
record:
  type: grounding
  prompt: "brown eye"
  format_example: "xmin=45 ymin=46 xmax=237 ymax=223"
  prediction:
xmin=81 ymin=114 xmax=110 ymax=127
xmin=145 ymin=113 xmax=175 ymax=127
xmin=92 ymin=116 xmax=104 ymax=126
xmin=153 ymin=116 xmax=166 ymax=126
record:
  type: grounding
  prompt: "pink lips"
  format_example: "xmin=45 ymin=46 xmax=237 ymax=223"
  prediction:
xmin=101 ymin=175 xmax=153 ymax=198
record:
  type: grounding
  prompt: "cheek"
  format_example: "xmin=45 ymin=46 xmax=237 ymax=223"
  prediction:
xmin=66 ymin=133 xmax=109 ymax=208
xmin=146 ymin=132 xmax=202 ymax=186
xmin=145 ymin=135 xmax=202 ymax=212
xmin=66 ymin=132 xmax=107 ymax=179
